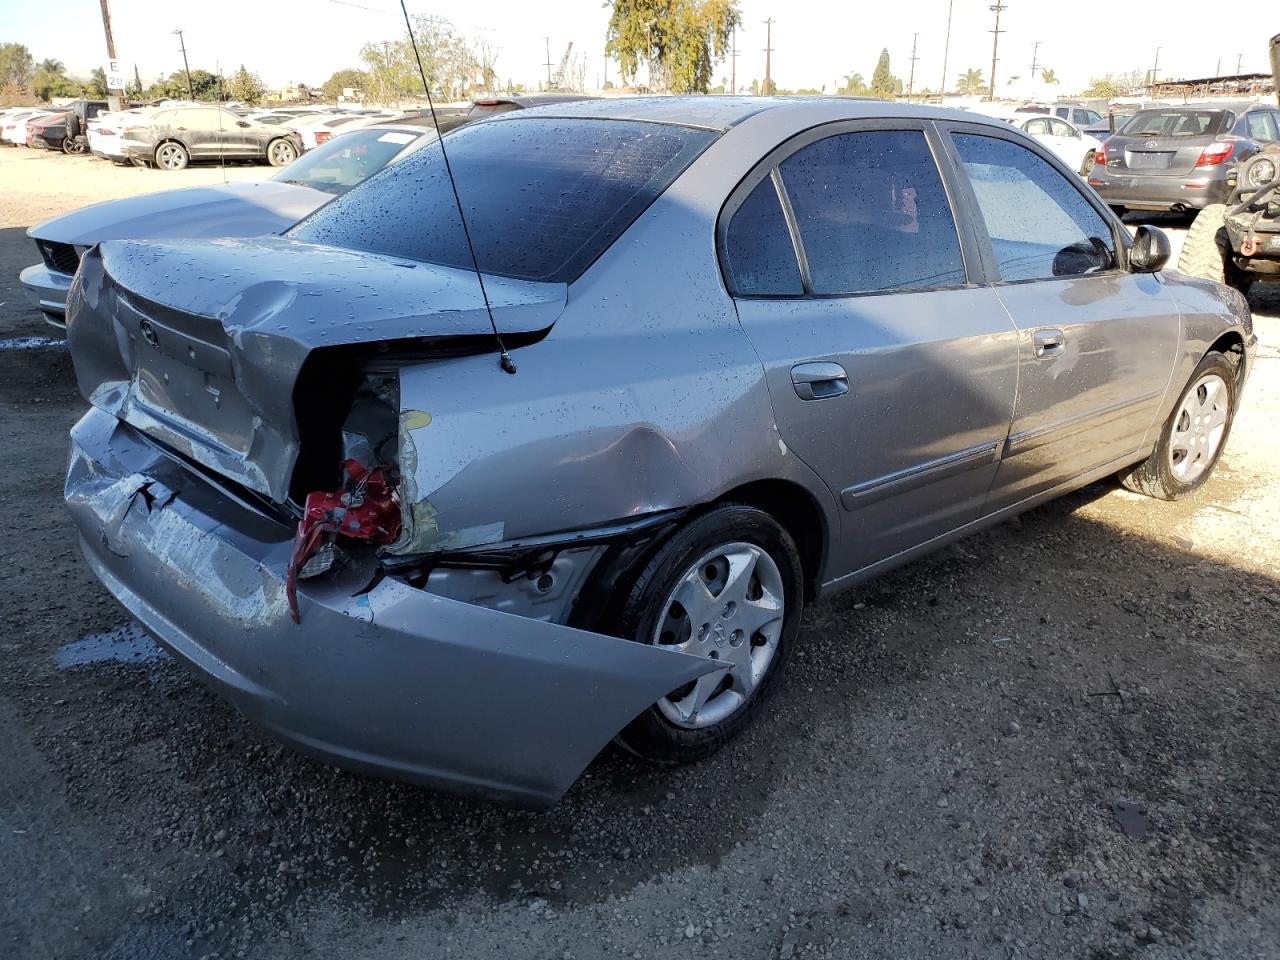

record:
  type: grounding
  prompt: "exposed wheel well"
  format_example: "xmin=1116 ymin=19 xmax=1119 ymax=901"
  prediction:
xmin=716 ymin=479 xmax=827 ymax=600
xmin=1207 ymin=331 xmax=1246 ymax=382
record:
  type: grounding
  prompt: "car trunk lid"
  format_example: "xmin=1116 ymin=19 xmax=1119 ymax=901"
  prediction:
xmin=67 ymin=236 xmax=566 ymax=503
xmin=1110 ymin=134 xmax=1213 ymax=176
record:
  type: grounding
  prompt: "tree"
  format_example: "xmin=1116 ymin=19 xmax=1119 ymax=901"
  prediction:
xmin=473 ymin=38 xmax=499 ymax=92
xmin=840 ymin=71 xmax=867 ymax=96
xmin=359 ymin=17 xmax=472 ymax=103
xmin=1040 ymin=67 xmax=1058 ymax=85
xmin=1082 ymin=70 xmax=1144 ymax=99
xmin=870 ymin=48 xmax=897 ymax=99
xmin=606 ymin=0 xmax=741 ymax=94
xmin=31 ymin=59 xmax=75 ymax=101
xmin=322 ymin=68 xmax=368 ymax=102
xmin=0 ymin=43 xmax=34 ymax=90
xmin=227 ymin=65 xmax=265 ymax=105
xmin=957 ymin=67 xmax=986 ymax=95
xmin=84 ymin=67 xmax=107 ymax=98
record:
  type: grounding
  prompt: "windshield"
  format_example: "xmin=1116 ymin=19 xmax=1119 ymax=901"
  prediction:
xmin=271 ymin=127 xmax=429 ymax=195
xmin=289 ymin=117 xmax=717 ymax=283
xmin=1120 ymin=109 xmax=1231 ymax=138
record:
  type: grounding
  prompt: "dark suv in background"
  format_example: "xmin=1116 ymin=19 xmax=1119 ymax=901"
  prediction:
xmin=1088 ymin=102 xmax=1280 ymax=213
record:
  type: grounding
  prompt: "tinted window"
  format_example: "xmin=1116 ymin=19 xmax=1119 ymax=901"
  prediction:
xmin=1082 ymin=110 xmax=1102 ymax=125
xmin=291 ymin=118 xmax=715 ymax=283
xmin=778 ymin=130 xmax=966 ymax=294
xmin=952 ymin=133 xmax=1115 ymax=281
xmin=723 ymin=176 xmax=802 ymax=296
xmin=273 ymin=127 xmax=428 ymax=195
xmin=1120 ymin=109 xmax=1230 ymax=138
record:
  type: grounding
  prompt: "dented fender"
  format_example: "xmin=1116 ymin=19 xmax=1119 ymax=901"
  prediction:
xmin=66 ymin=406 xmax=726 ymax=806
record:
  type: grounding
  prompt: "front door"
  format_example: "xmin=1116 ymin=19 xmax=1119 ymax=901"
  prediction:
xmin=943 ymin=125 xmax=1181 ymax=509
xmin=723 ymin=123 xmax=1020 ymax=579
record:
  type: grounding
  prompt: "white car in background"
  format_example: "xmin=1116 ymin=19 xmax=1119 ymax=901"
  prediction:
xmin=3 ymin=109 xmax=56 ymax=146
xmin=287 ymin=112 xmax=400 ymax=151
xmin=88 ymin=109 xmax=158 ymax=164
xmin=1015 ymin=115 xmax=1102 ymax=175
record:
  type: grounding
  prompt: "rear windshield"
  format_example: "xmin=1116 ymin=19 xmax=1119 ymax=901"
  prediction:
xmin=289 ymin=117 xmax=716 ymax=283
xmin=1119 ymin=109 xmax=1231 ymax=138
xmin=272 ymin=127 xmax=429 ymax=195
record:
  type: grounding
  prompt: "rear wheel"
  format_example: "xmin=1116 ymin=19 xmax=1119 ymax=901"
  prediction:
xmin=1079 ymin=150 xmax=1095 ymax=175
xmin=266 ymin=138 xmax=297 ymax=167
xmin=613 ymin=504 xmax=804 ymax=763
xmin=1176 ymin=204 xmax=1252 ymax=295
xmin=62 ymin=137 xmax=86 ymax=156
xmin=1119 ymin=351 xmax=1237 ymax=500
xmin=154 ymin=141 xmax=189 ymax=171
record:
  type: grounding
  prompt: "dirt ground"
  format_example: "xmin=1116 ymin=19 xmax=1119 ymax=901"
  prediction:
xmin=1 ymin=147 xmax=1277 ymax=960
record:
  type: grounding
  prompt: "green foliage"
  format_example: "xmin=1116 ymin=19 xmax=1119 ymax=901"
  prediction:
xmin=870 ymin=49 xmax=897 ymax=99
xmin=1040 ymin=67 xmax=1058 ymax=85
xmin=956 ymin=67 xmax=986 ymax=95
xmin=840 ymin=72 xmax=867 ymax=96
xmin=0 ymin=43 xmax=34 ymax=90
xmin=143 ymin=68 xmax=220 ymax=101
xmin=322 ymin=68 xmax=369 ymax=102
xmin=31 ymin=59 xmax=73 ymax=101
xmin=360 ymin=16 xmax=473 ymax=102
xmin=606 ymin=0 xmax=740 ymax=94
xmin=84 ymin=67 xmax=107 ymax=98
xmin=227 ymin=65 xmax=265 ymax=105
xmin=1082 ymin=76 xmax=1121 ymax=99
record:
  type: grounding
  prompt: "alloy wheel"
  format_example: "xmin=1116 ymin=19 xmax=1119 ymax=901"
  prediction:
xmin=651 ymin=542 xmax=785 ymax=729
xmin=1168 ymin=373 xmax=1229 ymax=483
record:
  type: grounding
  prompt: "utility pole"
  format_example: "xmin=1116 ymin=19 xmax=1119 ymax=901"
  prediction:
xmin=762 ymin=18 xmax=774 ymax=96
xmin=907 ymin=32 xmax=919 ymax=98
xmin=940 ymin=0 xmax=954 ymax=98
xmin=380 ymin=39 xmax=392 ymax=105
xmin=1215 ymin=57 xmax=1221 ymax=76
xmin=173 ymin=29 xmax=193 ymax=100
xmin=544 ymin=37 xmax=553 ymax=91
xmin=1030 ymin=40 xmax=1041 ymax=79
xmin=1151 ymin=46 xmax=1161 ymax=86
xmin=730 ymin=23 xmax=738 ymax=94
xmin=98 ymin=0 xmax=124 ymax=107
xmin=1235 ymin=52 xmax=1243 ymax=75
xmin=987 ymin=1 xmax=1006 ymax=102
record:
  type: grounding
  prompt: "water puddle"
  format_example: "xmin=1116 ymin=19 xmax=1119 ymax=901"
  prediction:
xmin=55 ymin=622 xmax=168 ymax=668
xmin=0 ymin=336 xmax=66 ymax=351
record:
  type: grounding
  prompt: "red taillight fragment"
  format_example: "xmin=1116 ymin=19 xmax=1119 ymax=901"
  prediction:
xmin=314 ymin=130 xmax=332 ymax=145
xmin=1195 ymin=141 xmax=1234 ymax=167
xmin=285 ymin=460 xmax=401 ymax=623
xmin=1094 ymin=142 xmax=1107 ymax=165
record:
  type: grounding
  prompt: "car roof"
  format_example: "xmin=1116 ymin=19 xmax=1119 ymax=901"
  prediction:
xmin=498 ymin=95 xmax=1015 ymax=133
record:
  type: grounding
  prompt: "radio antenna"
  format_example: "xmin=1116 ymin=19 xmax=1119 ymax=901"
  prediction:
xmin=398 ymin=0 xmax=515 ymax=374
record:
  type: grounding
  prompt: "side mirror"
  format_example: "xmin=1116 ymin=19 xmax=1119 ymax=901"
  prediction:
xmin=1130 ymin=225 xmax=1171 ymax=273
xmin=237 ymin=120 xmax=251 ymax=127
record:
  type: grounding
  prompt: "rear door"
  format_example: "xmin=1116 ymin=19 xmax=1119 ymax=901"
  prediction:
xmin=942 ymin=124 xmax=1180 ymax=508
xmin=724 ymin=122 xmax=1020 ymax=578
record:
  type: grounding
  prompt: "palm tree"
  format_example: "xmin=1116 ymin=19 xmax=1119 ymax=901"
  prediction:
xmin=36 ymin=58 xmax=64 ymax=76
xmin=1040 ymin=67 xmax=1059 ymax=85
xmin=841 ymin=71 xmax=866 ymax=95
xmin=957 ymin=68 xmax=985 ymax=96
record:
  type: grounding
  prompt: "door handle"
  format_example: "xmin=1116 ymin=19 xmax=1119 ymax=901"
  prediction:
xmin=791 ymin=361 xmax=849 ymax=401
xmin=1033 ymin=329 xmax=1066 ymax=358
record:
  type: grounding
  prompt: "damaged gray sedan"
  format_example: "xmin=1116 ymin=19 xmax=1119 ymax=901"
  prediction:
xmin=64 ymin=97 xmax=1256 ymax=806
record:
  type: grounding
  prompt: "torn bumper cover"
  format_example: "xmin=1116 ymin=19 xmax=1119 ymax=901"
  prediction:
xmin=65 ymin=407 xmax=723 ymax=807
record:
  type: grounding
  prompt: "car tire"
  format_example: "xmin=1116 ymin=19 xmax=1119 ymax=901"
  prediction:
xmin=1118 ymin=350 xmax=1238 ymax=501
xmin=62 ymin=138 xmax=86 ymax=156
xmin=1079 ymin=150 xmax=1095 ymax=175
xmin=154 ymin=141 xmax=189 ymax=171
xmin=266 ymin=138 xmax=297 ymax=167
xmin=613 ymin=504 xmax=804 ymax=764
xmin=1176 ymin=204 xmax=1252 ymax=295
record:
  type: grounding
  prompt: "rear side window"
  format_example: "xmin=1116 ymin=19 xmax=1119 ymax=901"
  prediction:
xmin=291 ymin=118 xmax=715 ymax=283
xmin=778 ymin=130 xmax=967 ymax=294
xmin=722 ymin=176 xmax=803 ymax=296
xmin=1246 ymin=111 xmax=1278 ymax=142
xmin=952 ymin=133 xmax=1115 ymax=281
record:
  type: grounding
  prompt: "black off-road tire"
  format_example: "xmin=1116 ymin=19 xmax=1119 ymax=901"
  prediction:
xmin=1177 ymin=204 xmax=1252 ymax=295
xmin=1118 ymin=350 xmax=1238 ymax=500
xmin=613 ymin=504 xmax=804 ymax=764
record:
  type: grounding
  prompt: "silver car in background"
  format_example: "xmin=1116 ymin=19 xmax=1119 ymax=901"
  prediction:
xmin=22 ymin=120 xmax=439 ymax=324
xmin=121 ymin=104 xmax=302 ymax=170
xmin=64 ymin=98 xmax=1256 ymax=806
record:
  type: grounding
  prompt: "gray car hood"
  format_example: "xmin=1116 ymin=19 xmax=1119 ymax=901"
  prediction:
xmin=67 ymin=236 xmax=567 ymax=501
xmin=29 ymin=180 xmax=332 ymax=246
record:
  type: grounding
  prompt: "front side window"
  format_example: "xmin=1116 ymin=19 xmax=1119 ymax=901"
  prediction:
xmin=291 ymin=118 xmax=715 ymax=283
xmin=1025 ymin=118 xmax=1049 ymax=135
xmin=952 ymin=133 xmax=1115 ymax=281
xmin=1048 ymin=119 xmax=1076 ymax=138
xmin=722 ymin=176 xmax=803 ymax=296
xmin=777 ymin=129 xmax=967 ymax=294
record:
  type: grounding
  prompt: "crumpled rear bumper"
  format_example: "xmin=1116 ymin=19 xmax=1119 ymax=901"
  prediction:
xmin=65 ymin=407 xmax=722 ymax=807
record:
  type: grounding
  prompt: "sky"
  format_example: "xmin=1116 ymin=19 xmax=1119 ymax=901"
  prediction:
xmin=0 ymin=0 xmax=1274 ymax=96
